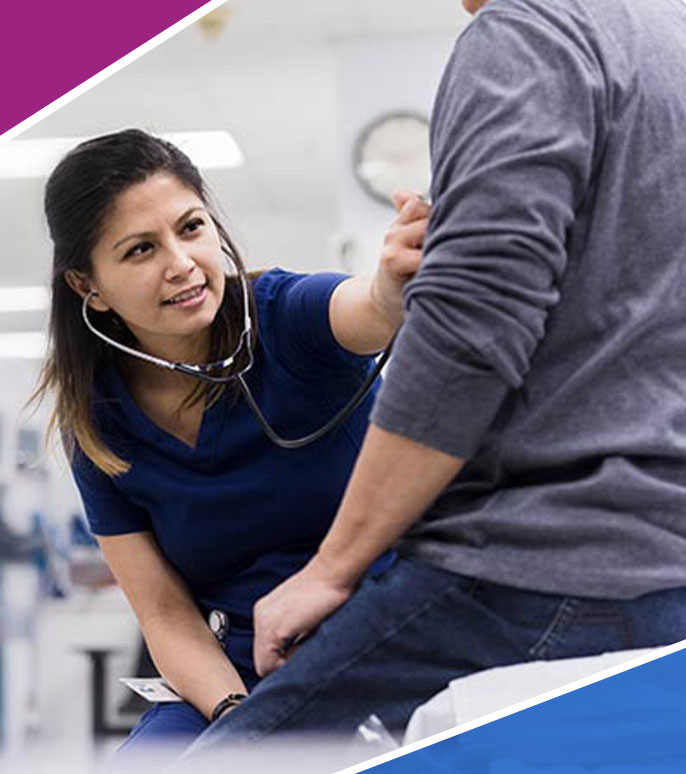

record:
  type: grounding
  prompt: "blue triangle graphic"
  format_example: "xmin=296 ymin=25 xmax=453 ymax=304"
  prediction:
xmin=369 ymin=648 xmax=686 ymax=773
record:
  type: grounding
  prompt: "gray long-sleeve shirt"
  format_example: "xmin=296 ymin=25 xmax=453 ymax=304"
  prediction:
xmin=371 ymin=0 xmax=686 ymax=599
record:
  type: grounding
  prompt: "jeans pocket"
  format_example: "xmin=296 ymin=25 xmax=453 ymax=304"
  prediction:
xmin=367 ymin=550 xmax=398 ymax=580
xmin=528 ymin=598 xmax=635 ymax=661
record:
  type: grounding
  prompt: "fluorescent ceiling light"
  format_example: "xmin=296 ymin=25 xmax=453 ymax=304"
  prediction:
xmin=0 ymin=332 xmax=47 ymax=359
xmin=0 ymin=286 xmax=49 ymax=312
xmin=170 ymin=131 xmax=244 ymax=170
xmin=0 ymin=131 xmax=244 ymax=179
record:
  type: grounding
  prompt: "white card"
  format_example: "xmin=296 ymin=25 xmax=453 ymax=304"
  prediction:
xmin=119 ymin=677 xmax=183 ymax=703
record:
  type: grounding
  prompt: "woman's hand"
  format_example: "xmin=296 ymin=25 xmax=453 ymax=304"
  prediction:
xmin=329 ymin=191 xmax=431 ymax=355
xmin=369 ymin=191 xmax=431 ymax=331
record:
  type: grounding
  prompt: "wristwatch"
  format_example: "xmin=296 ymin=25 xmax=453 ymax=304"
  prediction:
xmin=208 ymin=609 xmax=230 ymax=642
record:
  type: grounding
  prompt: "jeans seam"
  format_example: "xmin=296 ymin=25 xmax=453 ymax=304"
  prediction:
xmin=466 ymin=577 xmax=482 ymax=597
xmin=241 ymin=576 xmax=467 ymax=740
xmin=528 ymin=598 xmax=579 ymax=659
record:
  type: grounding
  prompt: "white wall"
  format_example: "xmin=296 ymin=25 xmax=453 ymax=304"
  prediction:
xmin=333 ymin=33 xmax=459 ymax=274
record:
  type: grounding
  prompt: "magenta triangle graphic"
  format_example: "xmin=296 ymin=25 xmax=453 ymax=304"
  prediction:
xmin=1 ymin=0 xmax=212 ymax=137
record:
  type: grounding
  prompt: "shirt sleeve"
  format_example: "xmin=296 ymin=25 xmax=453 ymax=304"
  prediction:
xmin=371 ymin=6 xmax=607 ymax=459
xmin=255 ymin=269 xmax=375 ymax=381
xmin=71 ymin=444 xmax=151 ymax=536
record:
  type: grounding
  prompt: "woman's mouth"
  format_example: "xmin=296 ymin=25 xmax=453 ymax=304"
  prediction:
xmin=162 ymin=282 xmax=208 ymax=308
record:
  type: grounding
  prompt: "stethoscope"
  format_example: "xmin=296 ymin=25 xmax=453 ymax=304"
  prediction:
xmin=81 ymin=248 xmax=392 ymax=449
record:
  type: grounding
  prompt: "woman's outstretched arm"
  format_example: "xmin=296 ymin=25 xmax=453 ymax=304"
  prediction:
xmin=328 ymin=192 xmax=430 ymax=355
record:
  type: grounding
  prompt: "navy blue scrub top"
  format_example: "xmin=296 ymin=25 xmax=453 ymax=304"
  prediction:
xmin=72 ymin=269 xmax=391 ymax=689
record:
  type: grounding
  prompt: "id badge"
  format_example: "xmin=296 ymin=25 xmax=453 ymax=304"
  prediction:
xmin=119 ymin=677 xmax=183 ymax=702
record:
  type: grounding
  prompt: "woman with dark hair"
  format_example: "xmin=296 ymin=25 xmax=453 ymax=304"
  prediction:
xmin=32 ymin=128 xmax=430 ymax=758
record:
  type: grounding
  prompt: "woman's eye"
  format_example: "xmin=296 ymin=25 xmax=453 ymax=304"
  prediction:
xmin=182 ymin=218 xmax=205 ymax=235
xmin=125 ymin=241 xmax=153 ymax=259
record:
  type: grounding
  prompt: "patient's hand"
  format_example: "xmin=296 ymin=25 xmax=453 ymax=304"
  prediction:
xmin=252 ymin=557 xmax=354 ymax=677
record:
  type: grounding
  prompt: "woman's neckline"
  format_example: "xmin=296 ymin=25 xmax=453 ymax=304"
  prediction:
xmin=109 ymin=358 xmax=218 ymax=454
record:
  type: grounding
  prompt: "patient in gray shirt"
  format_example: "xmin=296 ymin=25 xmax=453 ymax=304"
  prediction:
xmin=184 ymin=0 xmax=686 ymax=755
xmin=372 ymin=0 xmax=686 ymax=599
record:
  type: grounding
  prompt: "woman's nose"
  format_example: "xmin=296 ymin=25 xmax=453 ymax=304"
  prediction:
xmin=164 ymin=242 xmax=196 ymax=281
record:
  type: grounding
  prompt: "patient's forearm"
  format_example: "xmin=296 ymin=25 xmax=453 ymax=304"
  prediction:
xmin=315 ymin=423 xmax=465 ymax=588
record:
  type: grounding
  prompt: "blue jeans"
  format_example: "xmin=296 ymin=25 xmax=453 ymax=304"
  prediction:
xmin=185 ymin=555 xmax=686 ymax=754
xmin=112 ymin=556 xmax=395 ymax=765
xmin=115 ymin=701 xmax=209 ymax=764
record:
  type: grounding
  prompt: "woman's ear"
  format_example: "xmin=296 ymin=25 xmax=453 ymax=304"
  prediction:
xmin=63 ymin=270 xmax=111 ymax=312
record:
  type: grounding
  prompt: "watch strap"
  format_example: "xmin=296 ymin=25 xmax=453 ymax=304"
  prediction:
xmin=211 ymin=692 xmax=248 ymax=723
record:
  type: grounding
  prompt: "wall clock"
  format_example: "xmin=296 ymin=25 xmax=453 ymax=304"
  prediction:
xmin=353 ymin=112 xmax=431 ymax=206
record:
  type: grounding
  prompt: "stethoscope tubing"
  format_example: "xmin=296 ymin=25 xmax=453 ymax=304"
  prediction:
xmin=80 ymin=255 xmax=392 ymax=449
